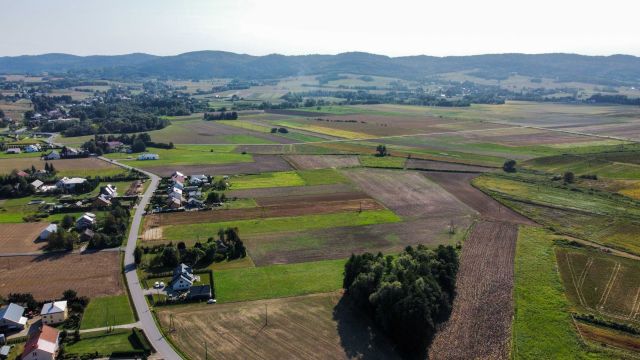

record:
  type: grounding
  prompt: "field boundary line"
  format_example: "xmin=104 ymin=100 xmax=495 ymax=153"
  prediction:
xmin=628 ymin=286 xmax=640 ymax=320
xmin=565 ymin=253 xmax=588 ymax=308
xmin=577 ymin=257 xmax=593 ymax=289
xmin=598 ymin=262 xmax=621 ymax=309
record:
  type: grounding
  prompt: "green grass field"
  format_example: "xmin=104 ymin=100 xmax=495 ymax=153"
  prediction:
xmin=162 ymin=209 xmax=401 ymax=242
xmin=64 ymin=329 xmax=143 ymax=356
xmin=512 ymin=226 xmax=612 ymax=359
xmin=80 ymin=295 xmax=135 ymax=330
xmin=297 ymin=168 xmax=349 ymax=185
xmin=229 ymin=169 xmax=348 ymax=189
xmin=524 ymin=153 xmax=640 ymax=180
xmin=105 ymin=145 xmax=252 ymax=167
xmin=214 ymin=258 xmax=345 ymax=303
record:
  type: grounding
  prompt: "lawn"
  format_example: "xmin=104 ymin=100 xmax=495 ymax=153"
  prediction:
xmin=214 ymin=258 xmax=345 ymax=303
xmin=105 ymin=145 xmax=252 ymax=167
xmin=512 ymin=226 xmax=612 ymax=359
xmin=162 ymin=209 xmax=402 ymax=242
xmin=297 ymin=168 xmax=349 ymax=185
xmin=229 ymin=171 xmax=305 ymax=189
xmin=64 ymin=329 xmax=143 ymax=356
xmin=80 ymin=295 xmax=135 ymax=330
xmin=218 ymin=134 xmax=278 ymax=144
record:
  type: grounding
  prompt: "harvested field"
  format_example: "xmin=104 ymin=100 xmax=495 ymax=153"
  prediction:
xmin=406 ymin=158 xmax=495 ymax=172
xmin=343 ymin=168 xmax=475 ymax=219
xmin=424 ymin=172 xmax=535 ymax=224
xmin=246 ymin=215 xmax=472 ymax=266
xmin=144 ymin=198 xmax=383 ymax=228
xmin=0 ymin=251 xmax=123 ymax=300
xmin=145 ymin=155 xmax=292 ymax=176
xmin=227 ymin=183 xmax=356 ymax=199
xmin=0 ymin=222 xmax=48 ymax=254
xmin=0 ymin=157 xmax=124 ymax=177
xmin=157 ymin=292 xmax=400 ymax=360
xmin=285 ymin=155 xmax=360 ymax=170
xmin=430 ymin=221 xmax=518 ymax=360
xmin=255 ymin=192 xmax=370 ymax=206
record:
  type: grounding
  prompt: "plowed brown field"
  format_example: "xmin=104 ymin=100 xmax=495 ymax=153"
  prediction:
xmin=146 ymin=155 xmax=292 ymax=176
xmin=157 ymin=292 xmax=400 ymax=360
xmin=0 ymin=251 xmax=123 ymax=300
xmin=285 ymin=155 xmax=360 ymax=170
xmin=429 ymin=221 xmax=518 ymax=360
xmin=0 ymin=222 xmax=48 ymax=254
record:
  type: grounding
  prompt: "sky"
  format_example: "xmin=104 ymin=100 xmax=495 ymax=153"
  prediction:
xmin=3 ymin=0 xmax=639 ymax=57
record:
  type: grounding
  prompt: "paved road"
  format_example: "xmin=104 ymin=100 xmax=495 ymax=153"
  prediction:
xmin=101 ymin=157 xmax=182 ymax=360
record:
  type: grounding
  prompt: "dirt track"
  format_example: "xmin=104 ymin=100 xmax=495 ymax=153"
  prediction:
xmin=429 ymin=221 xmax=518 ymax=360
xmin=424 ymin=172 xmax=535 ymax=225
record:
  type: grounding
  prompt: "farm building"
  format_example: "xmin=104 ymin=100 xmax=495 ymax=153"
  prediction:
xmin=76 ymin=212 xmax=97 ymax=230
xmin=171 ymin=263 xmax=196 ymax=291
xmin=0 ymin=303 xmax=27 ymax=331
xmin=40 ymin=301 xmax=68 ymax=325
xmin=42 ymin=151 xmax=60 ymax=160
xmin=0 ymin=345 xmax=10 ymax=358
xmin=39 ymin=224 xmax=58 ymax=240
xmin=31 ymin=179 xmax=44 ymax=190
xmin=21 ymin=324 xmax=59 ymax=360
xmin=56 ymin=177 xmax=87 ymax=190
xmin=138 ymin=153 xmax=159 ymax=160
xmin=5 ymin=148 xmax=20 ymax=154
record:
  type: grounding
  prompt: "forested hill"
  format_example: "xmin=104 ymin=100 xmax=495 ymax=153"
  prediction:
xmin=1 ymin=51 xmax=639 ymax=85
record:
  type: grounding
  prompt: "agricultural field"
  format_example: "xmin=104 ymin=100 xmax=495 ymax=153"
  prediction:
xmin=285 ymin=155 xmax=360 ymax=169
xmin=0 ymin=222 xmax=49 ymax=253
xmin=104 ymin=145 xmax=252 ymax=168
xmin=156 ymin=292 xmax=400 ymax=360
xmin=0 ymin=251 xmax=123 ymax=300
xmin=430 ymin=221 xmax=518 ymax=359
xmin=144 ymin=154 xmax=292 ymax=177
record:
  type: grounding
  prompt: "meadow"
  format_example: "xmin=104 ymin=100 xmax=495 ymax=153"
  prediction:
xmin=105 ymin=145 xmax=252 ymax=167
xmin=80 ymin=295 xmax=136 ymax=329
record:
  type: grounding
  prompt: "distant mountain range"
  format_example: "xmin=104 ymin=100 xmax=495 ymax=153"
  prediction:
xmin=1 ymin=51 xmax=639 ymax=85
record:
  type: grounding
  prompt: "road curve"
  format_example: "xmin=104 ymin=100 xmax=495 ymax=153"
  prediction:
xmin=99 ymin=157 xmax=182 ymax=360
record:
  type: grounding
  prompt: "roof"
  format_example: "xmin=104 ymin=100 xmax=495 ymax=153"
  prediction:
xmin=0 ymin=346 xmax=10 ymax=357
xmin=58 ymin=177 xmax=87 ymax=185
xmin=0 ymin=303 xmax=25 ymax=324
xmin=40 ymin=300 xmax=67 ymax=315
xmin=190 ymin=174 xmax=207 ymax=180
xmin=172 ymin=171 xmax=184 ymax=177
xmin=22 ymin=325 xmax=59 ymax=355
xmin=16 ymin=170 xmax=29 ymax=177
xmin=188 ymin=285 xmax=212 ymax=299
xmin=43 ymin=224 xmax=57 ymax=233
xmin=31 ymin=179 xmax=44 ymax=188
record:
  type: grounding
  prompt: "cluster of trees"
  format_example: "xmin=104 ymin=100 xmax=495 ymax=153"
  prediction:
xmin=503 ymin=159 xmax=517 ymax=173
xmin=203 ymin=111 xmax=239 ymax=120
xmin=82 ymin=132 xmax=173 ymax=155
xmin=47 ymin=228 xmax=78 ymax=250
xmin=375 ymin=145 xmax=388 ymax=157
xmin=144 ymin=227 xmax=246 ymax=269
xmin=343 ymin=245 xmax=459 ymax=355
xmin=270 ymin=127 xmax=288 ymax=134
xmin=88 ymin=205 xmax=131 ymax=248
xmin=206 ymin=191 xmax=227 ymax=204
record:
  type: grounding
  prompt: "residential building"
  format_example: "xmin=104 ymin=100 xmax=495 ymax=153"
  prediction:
xmin=94 ymin=194 xmax=112 ymax=207
xmin=24 ymin=144 xmax=41 ymax=153
xmin=189 ymin=174 xmax=208 ymax=185
xmin=100 ymin=184 xmax=117 ymax=198
xmin=76 ymin=212 xmax=97 ymax=230
xmin=0 ymin=303 xmax=27 ymax=331
xmin=80 ymin=229 xmax=95 ymax=242
xmin=105 ymin=141 xmax=124 ymax=152
xmin=56 ymin=177 xmax=87 ymax=190
xmin=16 ymin=170 xmax=29 ymax=177
xmin=186 ymin=198 xmax=204 ymax=209
xmin=138 ymin=153 xmax=159 ymax=160
xmin=21 ymin=325 xmax=59 ymax=360
xmin=0 ymin=345 xmax=10 ymax=359
xmin=40 ymin=301 xmax=68 ymax=325
xmin=171 ymin=263 xmax=195 ymax=291
xmin=31 ymin=179 xmax=44 ymax=190
xmin=42 ymin=151 xmax=60 ymax=160
xmin=187 ymin=285 xmax=212 ymax=301
xmin=167 ymin=197 xmax=182 ymax=209
xmin=39 ymin=224 xmax=57 ymax=240
xmin=5 ymin=148 xmax=20 ymax=154
xmin=171 ymin=171 xmax=185 ymax=184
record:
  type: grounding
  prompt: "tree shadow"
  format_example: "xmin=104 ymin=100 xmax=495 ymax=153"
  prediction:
xmin=332 ymin=295 xmax=402 ymax=360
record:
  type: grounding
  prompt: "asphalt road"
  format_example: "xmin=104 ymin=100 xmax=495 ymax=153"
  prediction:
xmin=102 ymin=157 xmax=182 ymax=359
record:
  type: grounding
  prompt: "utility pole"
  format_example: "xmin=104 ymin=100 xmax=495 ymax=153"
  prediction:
xmin=265 ymin=304 xmax=268 ymax=326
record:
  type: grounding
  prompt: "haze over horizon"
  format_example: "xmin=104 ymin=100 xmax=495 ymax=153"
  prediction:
xmin=3 ymin=0 xmax=639 ymax=58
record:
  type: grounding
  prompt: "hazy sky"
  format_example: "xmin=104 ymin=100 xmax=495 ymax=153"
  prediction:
xmin=3 ymin=0 xmax=639 ymax=57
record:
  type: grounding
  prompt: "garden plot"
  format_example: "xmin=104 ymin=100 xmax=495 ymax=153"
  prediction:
xmin=0 ymin=251 xmax=123 ymax=300
xmin=0 ymin=222 xmax=49 ymax=254
xmin=343 ymin=168 xmax=475 ymax=219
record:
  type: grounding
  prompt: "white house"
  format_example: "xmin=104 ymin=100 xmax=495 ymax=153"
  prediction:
xmin=172 ymin=263 xmax=196 ymax=291
xmin=40 ymin=301 xmax=68 ymax=325
xmin=138 ymin=153 xmax=159 ymax=160
xmin=76 ymin=212 xmax=97 ymax=230
xmin=56 ymin=177 xmax=87 ymax=190
xmin=100 ymin=184 xmax=117 ymax=198
xmin=21 ymin=324 xmax=60 ymax=360
xmin=171 ymin=171 xmax=185 ymax=184
xmin=5 ymin=148 xmax=21 ymax=154
xmin=25 ymin=144 xmax=41 ymax=153
xmin=189 ymin=174 xmax=208 ymax=185
xmin=39 ymin=224 xmax=57 ymax=240
xmin=0 ymin=303 xmax=27 ymax=331
xmin=42 ymin=151 xmax=60 ymax=160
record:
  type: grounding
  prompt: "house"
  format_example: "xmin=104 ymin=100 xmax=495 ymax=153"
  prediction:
xmin=39 ymin=224 xmax=57 ymax=240
xmin=5 ymin=148 xmax=20 ymax=154
xmin=169 ymin=187 xmax=183 ymax=200
xmin=42 ymin=151 xmax=60 ymax=160
xmin=25 ymin=144 xmax=41 ymax=153
xmin=61 ymin=147 xmax=79 ymax=157
xmin=171 ymin=171 xmax=185 ymax=184
xmin=40 ymin=301 xmax=68 ymax=325
xmin=138 ymin=153 xmax=159 ymax=160
xmin=30 ymin=180 xmax=44 ymax=190
xmin=0 ymin=345 xmax=10 ymax=359
xmin=76 ymin=212 xmax=96 ymax=230
xmin=172 ymin=263 xmax=196 ymax=291
xmin=0 ymin=303 xmax=27 ymax=331
xmin=187 ymin=285 xmax=212 ymax=301
xmin=100 ymin=184 xmax=117 ymax=198
xmin=94 ymin=194 xmax=112 ymax=207
xmin=21 ymin=324 xmax=59 ymax=360
xmin=186 ymin=198 xmax=204 ymax=209
xmin=189 ymin=174 xmax=208 ymax=186
xmin=56 ymin=177 xmax=87 ymax=190
xmin=167 ymin=197 xmax=182 ymax=209
xmin=105 ymin=141 xmax=124 ymax=152
xmin=172 ymin=182 xmax=184 ymax=191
